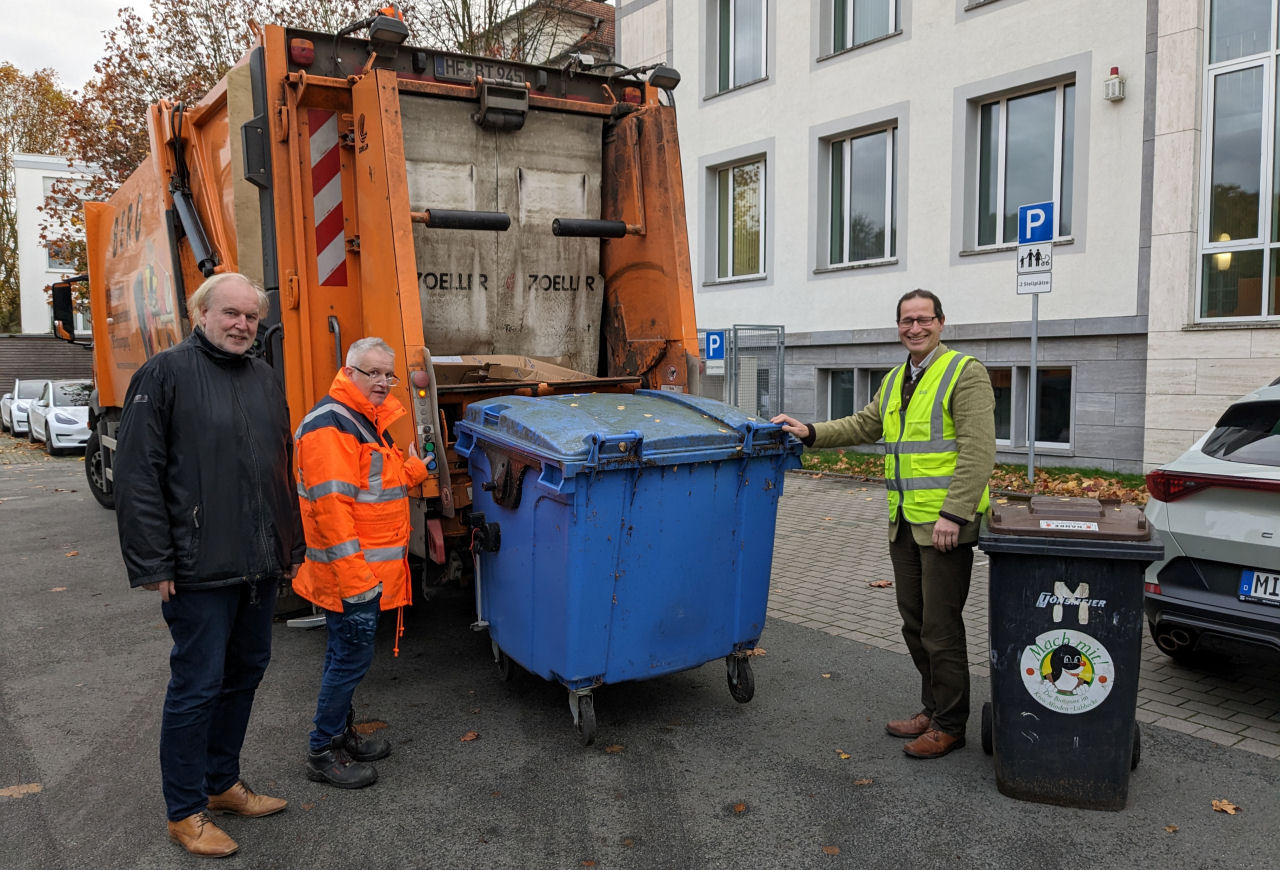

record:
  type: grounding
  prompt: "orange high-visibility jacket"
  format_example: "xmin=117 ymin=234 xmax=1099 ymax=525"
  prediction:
xmin=292 ymin=370 xmax=428 ymax=612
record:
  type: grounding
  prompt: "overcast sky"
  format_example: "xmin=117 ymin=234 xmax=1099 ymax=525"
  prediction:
xmin=0 ymin=0 xmax=128 ymax=92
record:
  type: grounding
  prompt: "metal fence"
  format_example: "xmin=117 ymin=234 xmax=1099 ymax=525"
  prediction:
xmin=695 ymin=325 xmax=785 ymax=418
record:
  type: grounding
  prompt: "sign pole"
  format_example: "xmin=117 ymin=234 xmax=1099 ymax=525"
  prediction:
xmin=1015 ymin=201 xmax=1054 ymax=486
xmin=1028 ymin=294 xmax=1038 ymax=484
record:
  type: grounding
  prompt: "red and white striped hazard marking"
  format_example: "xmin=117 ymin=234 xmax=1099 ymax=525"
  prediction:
xmin=309 ymin=110 xmax=347 ymax=286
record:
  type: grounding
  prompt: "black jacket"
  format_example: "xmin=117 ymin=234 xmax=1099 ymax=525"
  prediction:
xmin=114 ymin=328 xmax=305 ymax=589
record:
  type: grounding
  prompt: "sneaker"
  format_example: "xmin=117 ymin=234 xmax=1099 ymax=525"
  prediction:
xmin=344 ymin=722 xmax=391 ymax=762
xmin=306 ymin=741 xmax=378 ymax=789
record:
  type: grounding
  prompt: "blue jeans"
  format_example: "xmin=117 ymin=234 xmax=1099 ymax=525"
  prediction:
xmin=160 ymin=580 xmax=276 ymax=821
xmin=309 ymin=595 xmax=381 ymax=752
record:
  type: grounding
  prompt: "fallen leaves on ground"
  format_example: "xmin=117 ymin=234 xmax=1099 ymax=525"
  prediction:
xmin=64 ymin=551 xmax=78 ymax=557
xmin=868 ymin=580 xmax=893 ymax=588
xmin=604 ymin=744 xmax=624 ymax=754
xmin=743 ymin=647 xmax=766 ymax=656
xmin=1212 ymin=798 xmax=1241 ymax=815
xmin=732 ymin=802 xmax=746 ymax=814
xmin=822 ymin=846 xmax=841 ymax=855
xmin=0 ymin=783 xmax=42 ymax=798
xmin=853 ymin=778 xmax=873 ymax=786
xmin=354 ymin=720 xmax=387 ymax=734
xmin=1164 ymin=825 xmax=1178 ymax=833
xmin=302 ymin=802 xmax=315 ymax=811
xmin=460 ymin=730 xmax=479 ymax=742
xmin=802 ymin=451 xmax=1147 ymax=504
xmin=821 ymin=673 xmax=831 ymax=678
xmin=49 ymin=587 xmax=67 ymax=592
xmin=835 ymin=749 xmax=850 ymax=760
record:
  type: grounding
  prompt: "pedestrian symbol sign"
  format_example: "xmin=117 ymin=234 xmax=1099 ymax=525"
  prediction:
xmin=1016 ymin=202 xmax=1053 ymax=295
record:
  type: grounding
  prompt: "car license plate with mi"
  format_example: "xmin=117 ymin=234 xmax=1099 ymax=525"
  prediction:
xmin=1239 ymin=569 xmax=1280 ymax=605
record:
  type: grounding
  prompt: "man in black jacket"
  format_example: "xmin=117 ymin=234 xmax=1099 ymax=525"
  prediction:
xmin=114 ymin=272 xmax=305 ymax=858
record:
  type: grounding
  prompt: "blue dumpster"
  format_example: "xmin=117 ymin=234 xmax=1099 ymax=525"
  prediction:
xmin=454 ymin=389 xmax=802 ymax=745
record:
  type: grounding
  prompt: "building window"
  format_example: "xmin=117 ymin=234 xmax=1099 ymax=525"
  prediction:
xmin=1033 ymin=367 xmax=1072 ymax=445
xmin=832 ymin=0 xmax=898 ymax=51
xmin=1198 ymin=0 xmax=1280 ymax=320
xmin=46 ymin=241 xmax=75 ymax=271
xmin=989 ymin=367 xmax=1012 ymax=442
xmin=976 ymin=81 xmax=1075 ymax=246
xmin=716 ymin=0 xmax=766 ymax=92
xmin=828 ymin=126 xmax=896 ymax=265
xmin=716 ymin=158 xmax=765 ymax=279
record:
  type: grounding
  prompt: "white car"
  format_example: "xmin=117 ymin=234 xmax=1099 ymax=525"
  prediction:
xmin=27 ymin=380 xmax=92 ymax=455
xmin=1143 ymin=378 xmax=1280 ymax=664
xmin=3 ymin=378 xmax=50 ymax=437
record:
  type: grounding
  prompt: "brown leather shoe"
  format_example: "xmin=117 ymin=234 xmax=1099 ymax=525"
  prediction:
xmin=885 ymin=711 xmax=932 ymax=738
xmin=167 ymin=811 xmax=239 ymax=858
xmin=903 ymin=729 xmax=966 ymax=759
xmin=207 ymin=780 xmax=287 ymax=818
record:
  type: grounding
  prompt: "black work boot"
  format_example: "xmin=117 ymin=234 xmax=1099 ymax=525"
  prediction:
xmin=306 ymin=737 xmax=377 ymax=789
xmin=344 ymin=710 xmax=391 ymax=762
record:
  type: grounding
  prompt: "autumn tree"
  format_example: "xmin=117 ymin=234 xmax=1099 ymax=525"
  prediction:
xmin=0 ymin=64 xmax=72 ymax=332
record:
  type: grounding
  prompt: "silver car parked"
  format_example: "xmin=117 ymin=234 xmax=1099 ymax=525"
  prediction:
xmin=1143 ymin=378 xmax=1280 ymax=665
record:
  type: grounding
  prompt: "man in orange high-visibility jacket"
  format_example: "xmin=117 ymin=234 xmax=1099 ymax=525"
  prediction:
xmin=293 ymin=337 xmax=427 ymax=789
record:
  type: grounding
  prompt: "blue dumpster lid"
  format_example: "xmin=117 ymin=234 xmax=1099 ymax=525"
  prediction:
xmin=454 ymin=390 xmax=799 ymax=472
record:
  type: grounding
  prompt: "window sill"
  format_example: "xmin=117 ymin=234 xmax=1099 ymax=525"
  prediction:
xmin=818 ymin=30 xmax=903 ymax=62
xmin=959 ymin=236 xmax=1074 ymax=257
xmin=815 ymin=258 xmax=898 ymax=274
xmin=1185 ymin=318 xmax=1280 ymax=329
xmin=706 ymin=76 xmax=769 ymax=100
xmin=964 ymin=0 xmax=1005 ymax=10
xmin=703 ymin=274 xmax=767 ymax=288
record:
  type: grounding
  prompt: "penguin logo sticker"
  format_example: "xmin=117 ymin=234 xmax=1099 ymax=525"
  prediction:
xmin=1020 ymin=629 xmax=1115 ymax=714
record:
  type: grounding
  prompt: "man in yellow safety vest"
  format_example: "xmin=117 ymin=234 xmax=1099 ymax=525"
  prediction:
xmin=773 ymin=289 xmax=996 ymax=759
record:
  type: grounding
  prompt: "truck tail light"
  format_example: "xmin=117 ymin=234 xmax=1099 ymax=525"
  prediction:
xmin=1145 ymin=468 xmax=1280 ymax=503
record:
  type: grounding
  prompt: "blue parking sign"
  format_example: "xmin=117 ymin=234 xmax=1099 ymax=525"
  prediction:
xmin=705 ymin=330 xmax=725 ymax=361
xmin=1018 ymin=202 xmax=1054 ymax=244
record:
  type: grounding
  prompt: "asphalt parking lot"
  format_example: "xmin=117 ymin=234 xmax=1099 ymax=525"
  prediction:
xmin=1 ymin=449 xmax=1278 ymax=869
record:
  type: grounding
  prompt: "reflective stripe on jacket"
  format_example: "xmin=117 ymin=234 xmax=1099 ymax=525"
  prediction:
xmin=880 ymin=350 xmax=991 ymax=524
xmin=292 ymin=370 xmax=428 ymax=612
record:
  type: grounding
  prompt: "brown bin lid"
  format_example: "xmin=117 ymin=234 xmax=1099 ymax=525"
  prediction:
xmin=985 ymin=495 xmax=1153 ymax=541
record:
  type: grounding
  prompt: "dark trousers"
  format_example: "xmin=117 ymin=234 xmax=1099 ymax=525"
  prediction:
xmin=159 ymin=580 xmax=276 ymax=821
xmin=309 ymin=596 xmax=380 ymax=752
xmin=888 ymin=524 xmax=974 ymax=736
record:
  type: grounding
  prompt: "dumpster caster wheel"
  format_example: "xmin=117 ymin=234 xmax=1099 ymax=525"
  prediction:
xmin=1131 ymin=724 xmax=1141 ymax=771
xmin=492 ymin=641 xmax=513 ymax=682
xmin=726 ymin=655 xmax=755 ymax=704
xmin=981 ymin=702 xmax=993 ymax=755
xmin=573 ymin=694 xmax=596 ymax=747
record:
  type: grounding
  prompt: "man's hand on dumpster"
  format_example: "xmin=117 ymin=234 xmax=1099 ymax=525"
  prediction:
xmin=932 ymin=517 xmax=961 ymax=553
xmin=771 ymin=413 xmax=808 ymax=438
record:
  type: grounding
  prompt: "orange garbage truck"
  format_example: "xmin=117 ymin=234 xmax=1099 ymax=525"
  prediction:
xmin=54 ymin=12 xmax=699 ymax=595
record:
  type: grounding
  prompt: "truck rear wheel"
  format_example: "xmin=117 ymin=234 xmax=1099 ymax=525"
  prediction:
xmin=85 ymin=431 xmax=115 ymax=509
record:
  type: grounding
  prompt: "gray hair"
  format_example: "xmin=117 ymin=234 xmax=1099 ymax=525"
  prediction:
xmin=188 ymin=273 xmax=269 ymax=319
xmin=346 ymin=336 xmax=395 ymax=367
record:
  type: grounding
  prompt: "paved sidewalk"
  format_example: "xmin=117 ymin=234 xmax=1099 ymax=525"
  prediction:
xmin=769 ymin=471 xmax=1280 ymax=758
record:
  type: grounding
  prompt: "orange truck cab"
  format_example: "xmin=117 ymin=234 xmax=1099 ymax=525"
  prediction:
xmin=55 ymin=14 xmax=700 ymax=594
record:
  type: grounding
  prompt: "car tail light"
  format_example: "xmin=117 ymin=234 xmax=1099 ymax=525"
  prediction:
xmin=290 ymin=39 xmax=315 ymax=66
xmin=1145 ymin=468 xmax=1280 ymax=503
xmin=1144 ymin=582 xmax=1161 ymax=596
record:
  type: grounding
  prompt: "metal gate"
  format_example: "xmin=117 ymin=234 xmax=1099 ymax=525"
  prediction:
xmin=695 ymin=325 xmax=785 ymax=418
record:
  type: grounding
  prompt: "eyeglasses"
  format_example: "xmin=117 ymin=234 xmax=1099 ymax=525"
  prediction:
xmin=350 ymin=365 xmax=400 ymax=386
xmin=897 ymin=316 xmax=938 ymax=328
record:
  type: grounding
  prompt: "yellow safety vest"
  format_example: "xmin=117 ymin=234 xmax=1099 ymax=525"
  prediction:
xmin=879 ymin=350 xmax=990 ymax=524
